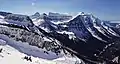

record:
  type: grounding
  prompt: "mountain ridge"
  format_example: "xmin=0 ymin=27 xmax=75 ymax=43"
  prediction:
xmin=0 ymin=11 xmax=120 ymax=64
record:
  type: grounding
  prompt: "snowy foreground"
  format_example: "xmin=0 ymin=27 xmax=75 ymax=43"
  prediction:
xmin=0 ymin=35 xmax=82 ymax=64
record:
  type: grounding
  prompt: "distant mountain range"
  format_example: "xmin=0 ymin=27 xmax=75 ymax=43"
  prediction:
xmin=0 ymin=11 xmax=120 ymax=64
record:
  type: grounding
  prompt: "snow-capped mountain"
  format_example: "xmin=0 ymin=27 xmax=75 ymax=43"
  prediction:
xmin=30 ymin=12 xmax=40 ymax=20
xmin=48 ymin=12 xmax=72 ymax=21
xmin=0 ymin=12 xmax=65 ymax=56
xmin=32 ymin=12 xmax=119 ymax=42
xmin=30 ymin=12 xmax=120 ymax=64
xmin=0 ymin=11 xmax=120 ymax=64
xmin=0 ymin=11 xmax=84 ymax=64
xmin=30 ymin=12 xmax=73 ymax=33
xmin=31 ymin=12 xmax=72 ymax=21
xmin=31 ymin=13 xmax=59 ymax=32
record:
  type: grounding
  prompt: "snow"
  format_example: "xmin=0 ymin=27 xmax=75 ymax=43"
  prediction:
xmin=0 ymin=34 xmax=82 ymax=64
xmin=57 ymin=31 xmax=74 ymax=35
xmin=112 ymin=56 xmax=119 ymax=63
xmin=0 ymin=19 xmax=9 ymax=24
xmin=0 ymin=39 xmax=6 ymax=45
xmin=40 ymin=26 xmax=50 ymax=33
xmin=53 ymin=56 xmax=83 ymax=64
xmin=108 ymin=28 xmax=119 ymax=36
xmin=51 ymin=21 xmax=64 ymax=24
xmin=103 ymin=24 xmax=120 ymax=37
xmin=57 ymin=31 xmax=76 ymax=39
xmin=0 ymin=45 xmax=81 ymax=64
xmin=88 ymin=14 xmax=109 ymax=38
xmin=0 ymin=15 xmax=4 ymax=19
xmin=87 ymin=27 xmax=106 ymax=42
xmin=33 ymin=19 xmax=44 ymax=26
xmin=0 ymin=34 xmax=62 ymax=60
xmin=51 ymin=24 xmax=58 ymax=29
xmin=62 ymin=25 xmax=68 ymax=27
xmin=31 ymin=18 xmax=36 ymax=21
xmin=63 ymin=12 xmax=84 ymax=23
xmin=91 ymin=15 xmax=119 ymax=37
xmin=0 ymin=45 xmax=57 ymax=64
xmin=94 ymin=25 xmax=111 ymax=38
xmin=43 ymin=37 xmax=52 ymax=42
xmin=0 ymin=25 xmax=8 ymax=28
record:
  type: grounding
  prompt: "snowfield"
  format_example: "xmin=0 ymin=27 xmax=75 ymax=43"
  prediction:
xmin=0 ymin=45 xmax=57 ymax=64
xmin=0 ymin=34 xmax=82 ymax=64
xmin=0 ymin=15 xmax=4 ymax=19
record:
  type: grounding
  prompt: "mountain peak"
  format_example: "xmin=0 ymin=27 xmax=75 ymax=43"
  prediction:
xmin=34 ymin=12 xmax=40 ymax=17
xmin=30 ymin=12 xmax=40 ymax=19
xmin=0 ymin=11 xmax=12 ymax=16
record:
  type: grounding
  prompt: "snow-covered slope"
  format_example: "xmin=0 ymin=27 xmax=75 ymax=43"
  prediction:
xmin=0 ymin=34 xmax=62 ymax=60
xmin=0 ymin=36 xmax=82 ymax=64
xmin=0 ymin=15 xmax=4 ymax=19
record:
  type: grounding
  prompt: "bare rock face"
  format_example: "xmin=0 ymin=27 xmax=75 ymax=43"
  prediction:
xmin=0 ymin=11 xmax=12 ymax=16
xmin=4 ymin=14 xmax=34 ymax=27
xmin=0 ymin=26 xmax=63 ymax=55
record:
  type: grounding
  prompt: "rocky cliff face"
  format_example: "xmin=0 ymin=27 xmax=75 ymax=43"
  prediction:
xmin=0 ymin=12 xmax=68 ymax=57
xmin=0 ymin=26 xmax=64 ymax=56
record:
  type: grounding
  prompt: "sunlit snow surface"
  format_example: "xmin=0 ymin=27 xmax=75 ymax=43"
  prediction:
xmin=0 ymin=15 xmax=4 ymax=19
xmin=0 ymin=35 xmax=82 ymax=64
xmin=32 ymin=18 xmax=45 ymax=26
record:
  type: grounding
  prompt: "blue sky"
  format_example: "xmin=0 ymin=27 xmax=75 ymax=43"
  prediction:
xmin=0 ymin=0 xmax=120 ymax=20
